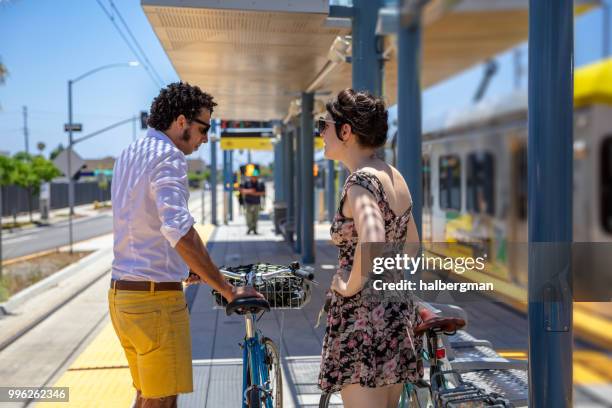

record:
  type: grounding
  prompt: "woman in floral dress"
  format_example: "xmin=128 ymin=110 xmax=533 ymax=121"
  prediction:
xmin=317 ymin=89 xmax=430 ymax=408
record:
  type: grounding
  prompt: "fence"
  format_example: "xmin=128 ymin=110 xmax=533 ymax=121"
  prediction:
xmin=0 ymin=182 xmax=111 ymax=217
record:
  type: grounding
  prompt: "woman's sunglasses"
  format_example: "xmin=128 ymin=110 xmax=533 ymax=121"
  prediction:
xmin=191 ymin=118 xmax=211 ymax=135
xmin=316 ymin=118 xmax=336 ymax=134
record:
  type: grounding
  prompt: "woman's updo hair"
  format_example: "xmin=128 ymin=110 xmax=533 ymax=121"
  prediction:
xmin=326 ymin=88 xmax=388 ymax=149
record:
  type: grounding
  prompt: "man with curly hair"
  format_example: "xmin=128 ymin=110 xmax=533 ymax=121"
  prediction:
xmin=110 ymin=82 xmax=261 ymax=408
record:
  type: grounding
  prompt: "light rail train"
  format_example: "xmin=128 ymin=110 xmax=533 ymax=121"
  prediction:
xmin=385 ymin=58 xmax=612 ymax=345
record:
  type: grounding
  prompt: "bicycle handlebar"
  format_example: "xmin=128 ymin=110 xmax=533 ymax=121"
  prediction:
xmin=218 ymin=264 xmax=315 ymax=282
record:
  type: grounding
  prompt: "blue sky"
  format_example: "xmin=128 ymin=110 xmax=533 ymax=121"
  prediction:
xmin=0 ymin=1 xmax=607 ymax=166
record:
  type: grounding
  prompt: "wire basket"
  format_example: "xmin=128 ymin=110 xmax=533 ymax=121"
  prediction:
xmin=213 ymin=263 xmax=312 ymax=309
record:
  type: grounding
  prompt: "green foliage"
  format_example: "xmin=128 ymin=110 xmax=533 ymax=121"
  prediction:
xmin=0 ymin=155 xmax=16 ymax=186
xmin=189 ymin=170 xmax=211 ymax=182
xmin=49 ymin=144 xmax=64 ymax=161
xmin=11 ymin=153 xmax=61 ymax=195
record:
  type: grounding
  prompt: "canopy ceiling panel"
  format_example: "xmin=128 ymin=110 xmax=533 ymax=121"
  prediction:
xmin=143 ymin=1 xmax=349 ymax=120
xmin=143 ymin=0 xmax=597 ymax=120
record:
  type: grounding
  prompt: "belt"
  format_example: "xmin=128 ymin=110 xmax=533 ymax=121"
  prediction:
xmin=111 ymin=279 xmax=183 ymax=291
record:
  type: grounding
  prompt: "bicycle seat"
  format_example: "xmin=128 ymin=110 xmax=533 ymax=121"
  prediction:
xmin=414 ymin=316 xmax=466 ymax=336
xmin=226 ymin=296 xmax=271 ymax=316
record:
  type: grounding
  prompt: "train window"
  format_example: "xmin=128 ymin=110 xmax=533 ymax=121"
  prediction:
xmin=467 ymin=152 xmax=495 ymax=216
xmin=439 ymin=155 xmax=461 ymax=211
xmin=601 ymin=137 xmax=612 ymax=233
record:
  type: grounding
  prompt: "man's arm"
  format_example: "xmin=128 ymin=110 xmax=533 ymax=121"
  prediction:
xmin=175 ymin=227 xmax=261 ymax=302
xmin=175 ymin=227 xmax=232 ymax=298
xmin=150 ymin=152 xmax=261 ymax=302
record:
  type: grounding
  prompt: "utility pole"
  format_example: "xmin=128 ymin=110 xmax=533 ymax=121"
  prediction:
xmin=132 ymin=115 xmax=137 ymax=142
xmin=23 ymin=106 xmax=29 ymax=155
xmin=0 ymin=185 xmax=3 ymax=280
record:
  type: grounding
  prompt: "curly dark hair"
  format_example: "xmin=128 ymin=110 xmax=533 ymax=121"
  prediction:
xmin=326 ymin=88 xmax=388 ymax=149
xmin=147 ymin=82 xmax=217 ymax=131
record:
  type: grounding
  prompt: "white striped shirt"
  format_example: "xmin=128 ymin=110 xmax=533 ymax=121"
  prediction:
xmin=111 ymin=128 xmax=195 ymax=282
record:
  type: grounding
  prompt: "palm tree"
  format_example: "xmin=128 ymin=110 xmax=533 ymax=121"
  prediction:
xmin=0 ymin=60 xmax=7 ymax=85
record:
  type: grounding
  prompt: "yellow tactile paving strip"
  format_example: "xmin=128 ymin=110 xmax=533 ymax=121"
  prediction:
xmin=40 ymin=224 xmax=215 ymax=408
xmin=497 ymin=349 xmax=612 ymax=386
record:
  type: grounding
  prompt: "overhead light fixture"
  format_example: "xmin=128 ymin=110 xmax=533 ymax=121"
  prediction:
xmin=327 ymin=36 xmax=352 ymax=64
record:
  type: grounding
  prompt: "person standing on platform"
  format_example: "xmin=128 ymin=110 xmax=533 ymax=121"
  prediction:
xmin=110 ymin=82 xmax=261 ymax=408
xmin=240 ymin=169 xmax=265 ymax=234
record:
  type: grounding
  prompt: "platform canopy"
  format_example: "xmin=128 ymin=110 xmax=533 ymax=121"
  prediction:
xmin=143 ymin=0 xmax=598 ymax=121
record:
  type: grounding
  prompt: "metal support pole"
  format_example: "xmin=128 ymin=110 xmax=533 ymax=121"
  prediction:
xmin=228 ymin=150 xmax=234 ymax=221
xmin=300 ymin=93 xmax=315 ymax=263
xmin=285 ymin=130 xmax=295 ymax=237
xmin=352 ymin=0 xmax=383 ymax=95
xmin=528 ymin=1 xmax=573 ymax=406
xmin=350 ymin=0 xmax=384 ymax=171
xmin=274 ymin=140 xmax=285 ymax=203
xmin=67 ymin=80 xmax=74 ymax=254
xmin=397 ymin=0 xmax=423 ymax=237
xmin=294 ymin=127 xmax=302 ymax=254
xmin=210 ymin=138 xmax=218 ymax=226
xmin=200 ymin=184 xmax=205 ymax=225
xmin=222 ymin=150 xmax=228 ymax=225
xmin=326 ymin=160 xmax=336 ymax=222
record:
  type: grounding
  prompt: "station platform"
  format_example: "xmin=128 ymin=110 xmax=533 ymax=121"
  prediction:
xmin=35 ymin=210 xmax=612 ymax=407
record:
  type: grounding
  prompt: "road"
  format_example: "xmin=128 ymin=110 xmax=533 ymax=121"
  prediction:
xmin=1 ymin=188 xmax=222 ymax=261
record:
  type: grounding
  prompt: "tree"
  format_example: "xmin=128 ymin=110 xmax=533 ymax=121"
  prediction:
xmin=36 ymin=142 xmax=46 ymax=154
xmin=49 ymin=143 xmax=64 ymax=160
xmin=12 ymin=153 xmax=60 ymax=222
xmin=0 ymin=155 xmax=17 ymax=281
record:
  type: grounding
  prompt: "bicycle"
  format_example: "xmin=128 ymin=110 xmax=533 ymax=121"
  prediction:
xmin=319 ymin=308 xmax=513 ymax=407
xmin=214 ymin=261 xmax=315 ymax=408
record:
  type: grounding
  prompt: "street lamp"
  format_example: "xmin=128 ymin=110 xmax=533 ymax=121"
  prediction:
xmin=66 ymin=61 xmax=139 ymax=253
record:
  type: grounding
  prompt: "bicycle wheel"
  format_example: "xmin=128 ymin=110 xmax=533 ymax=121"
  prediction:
xmin=319 ymin=392 xmax=342 ymax=407
xmin=262 ymin=337 xmax=283 ymax=408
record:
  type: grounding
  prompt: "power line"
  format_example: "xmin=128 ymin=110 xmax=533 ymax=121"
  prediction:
xmin=94 ymin=0 xmax=163 ymax=88
xmin=108 ymin=0 xmax=166 ymax=86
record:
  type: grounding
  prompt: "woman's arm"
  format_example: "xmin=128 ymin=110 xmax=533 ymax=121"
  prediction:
xmin=331 ymin=184 xmax=385 ymax=297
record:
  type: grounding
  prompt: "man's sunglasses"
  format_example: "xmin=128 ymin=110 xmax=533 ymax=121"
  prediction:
xmin=191 ymin=118 xmax=211 ymax=135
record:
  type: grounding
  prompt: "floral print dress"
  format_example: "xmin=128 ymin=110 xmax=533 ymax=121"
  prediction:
xmin=318 ymin=170 xmax=423 ymax=393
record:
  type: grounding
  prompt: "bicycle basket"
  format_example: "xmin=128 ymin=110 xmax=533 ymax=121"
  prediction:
xmin=213 ymin=263 xmax=312 ymax=310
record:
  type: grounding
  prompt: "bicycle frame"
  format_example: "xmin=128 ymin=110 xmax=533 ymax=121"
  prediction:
xmin=242 ymin=312 xmax=274 ymax=408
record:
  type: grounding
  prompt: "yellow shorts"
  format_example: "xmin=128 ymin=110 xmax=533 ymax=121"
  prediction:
xmin=108 ymin=287 xmax=193 ymax=398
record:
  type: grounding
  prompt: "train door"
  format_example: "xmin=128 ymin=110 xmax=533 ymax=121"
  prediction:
xmin=422 ymin=153 xmax=433 ymax=242
xmin=508 ymin=139 xmax=528 ymax=287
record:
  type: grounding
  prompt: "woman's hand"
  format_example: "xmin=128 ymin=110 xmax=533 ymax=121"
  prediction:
xmin=330 ymin=274 xmax=348 ymax=296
